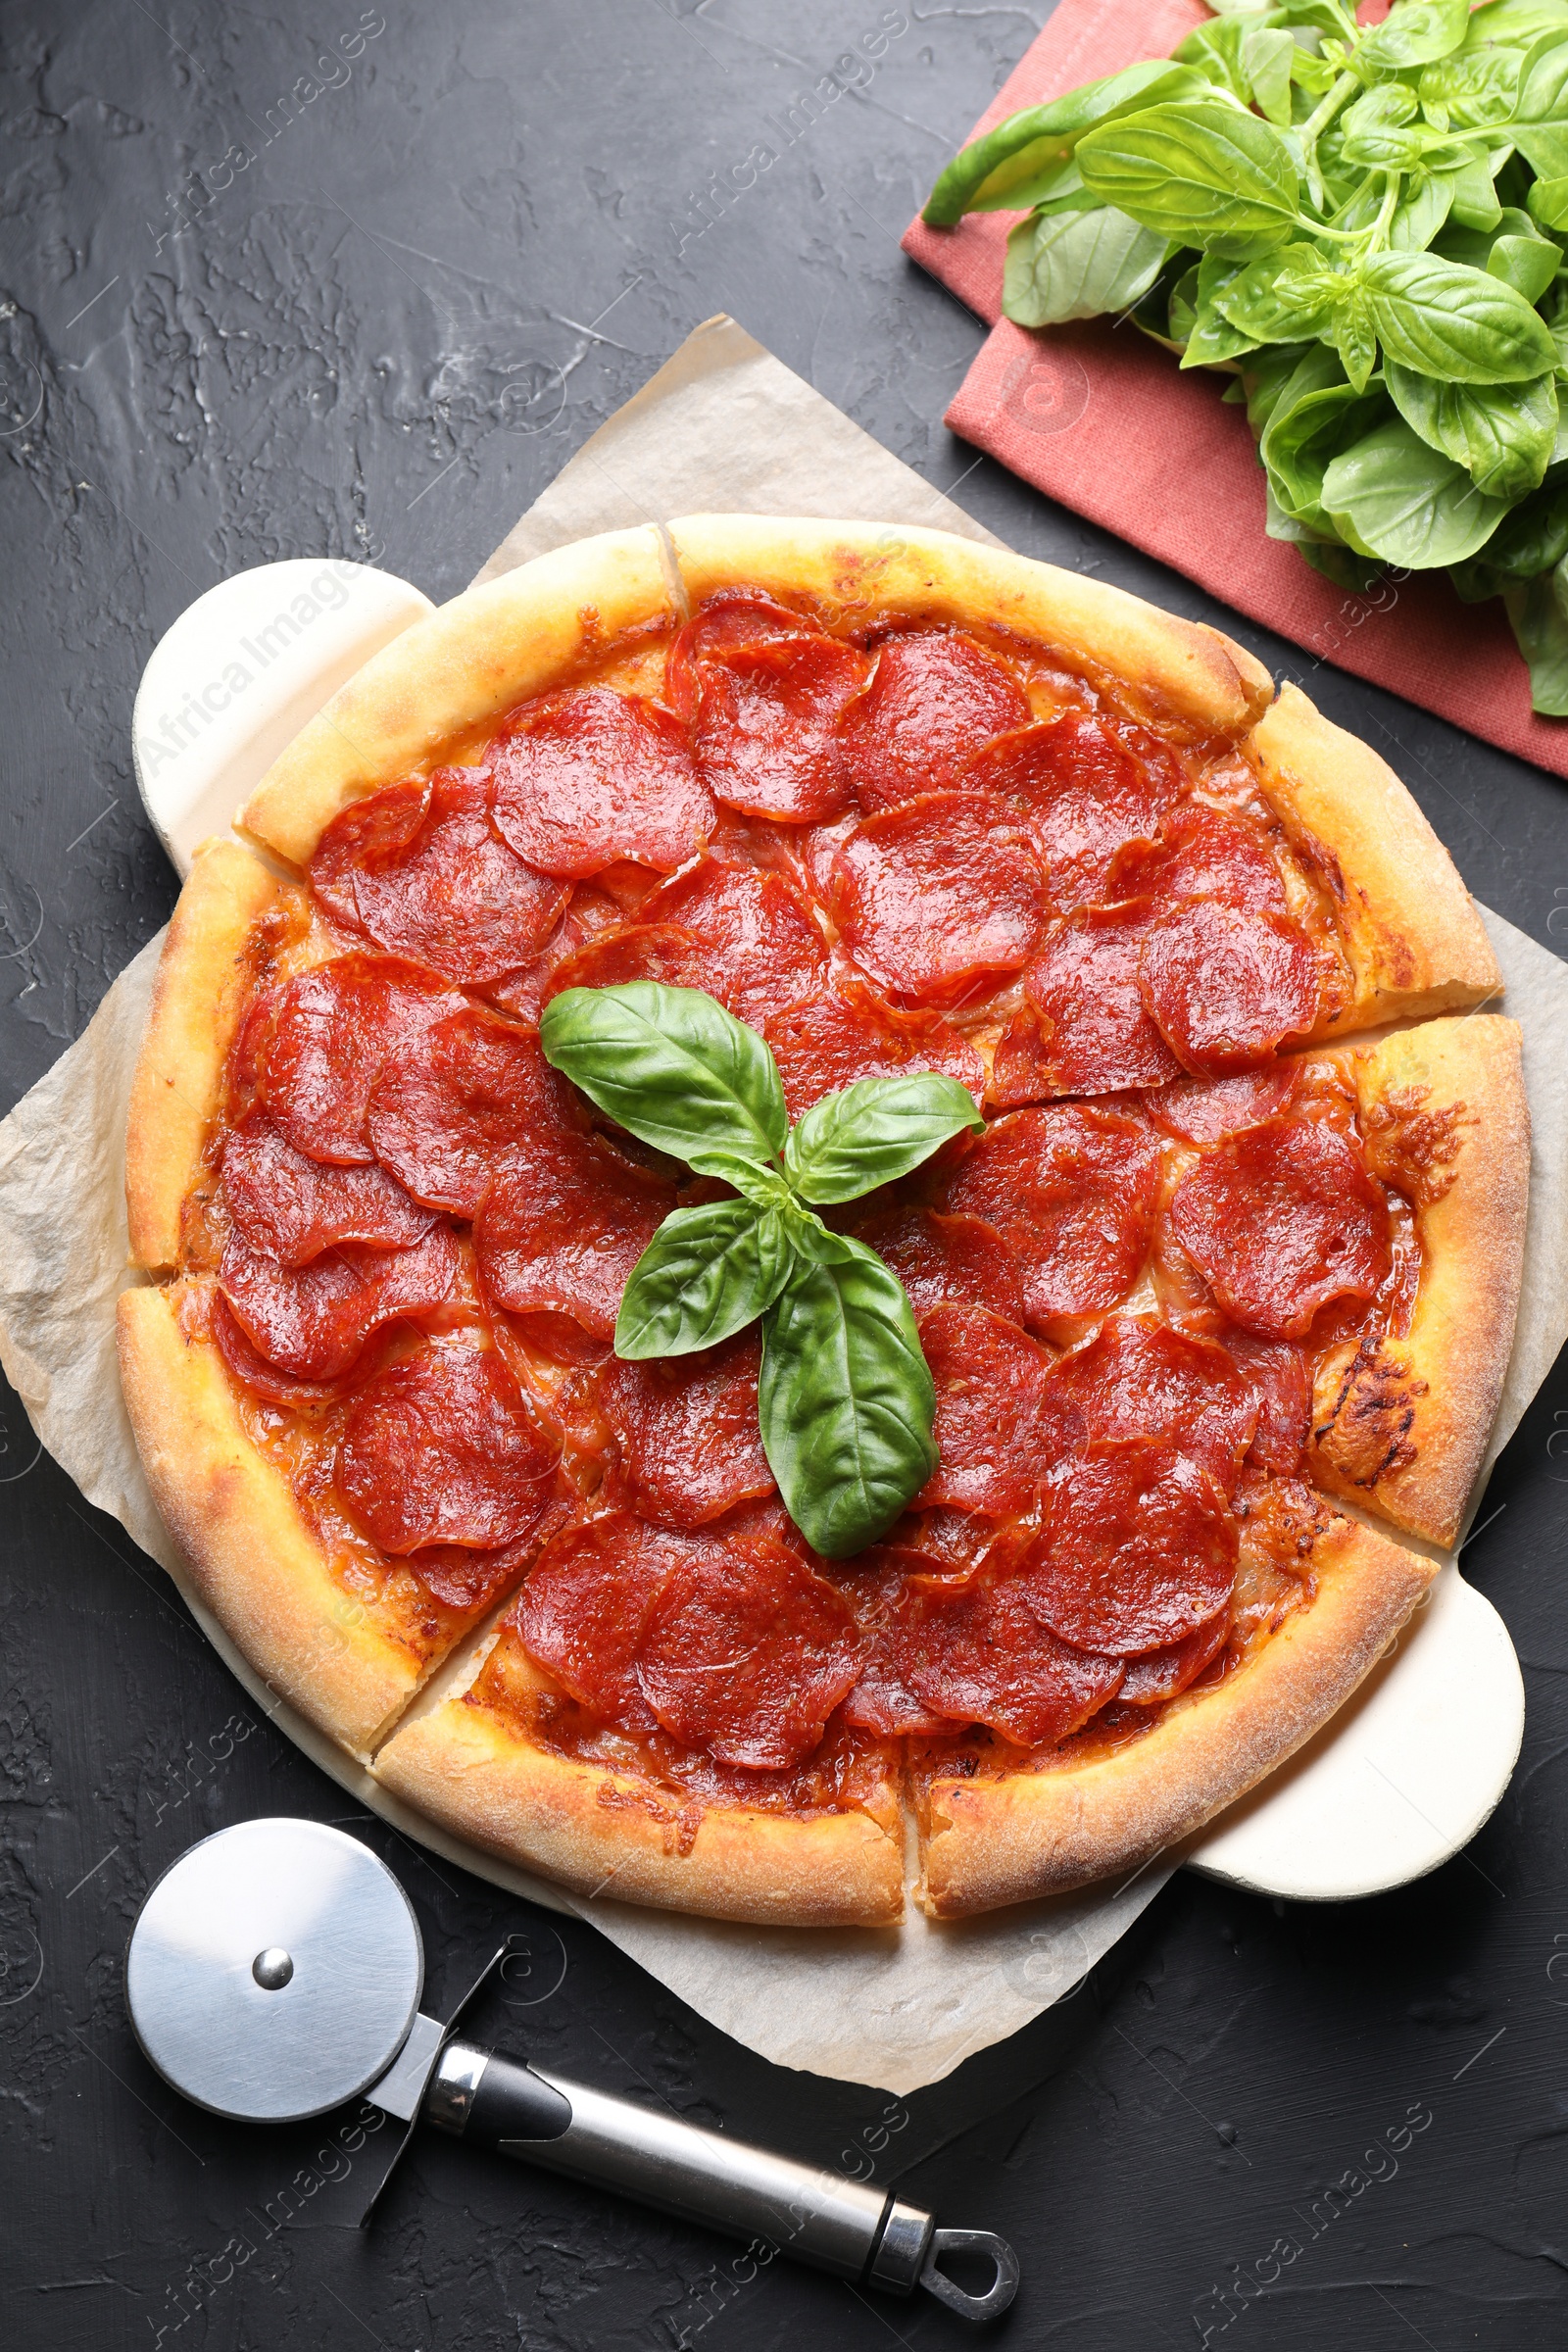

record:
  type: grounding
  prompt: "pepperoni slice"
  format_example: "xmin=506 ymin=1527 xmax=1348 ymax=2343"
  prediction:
xmin=639 ymin=858 xmax=828 ymax=1023
xmin=1020 ymin=903 xmax=1182 ymax=1095
xmin=1146 ymin=1066 xmax=1298 ymax=1145
xmin=897 ymin=1573 xmax=1124 ymax=1746
xmin=1140 ymin=902 xmax=1320 ymax=1074
xmin=211 ymin=1292 xmax=360 ymax=1406
xmin=258 ymin=956 xmax=460 ymax=1166
xmin=913 ymin=1304 xmax=1054 ymax=1517
xmin=986 ymin=1004 xmax=1057 ymax=1112
xmin=1038 ymin=1315 xmax=1258 ymax=1497
xmin=311 ymin=768 xmax=570 ymax=982
xmin=489 ymin=686 xmax=716 ymax=878
xmin=222 ymin=1112 xmax=434 ymax=1263
xmin=597 ymin=1331 xmax=775 ymax=1529
xmin=537 ymin=920 xmax=709 ymax=1007
xmin=637 ymin=1536 xmax=865 ymax=1769
xmin=663 ymin=588 xmax=815 ymax=716
xmin=1168 ymin=1116 xmax=1392 ymax=1340
xmin=958 ymin=712 xmax=1182 ymax=906
xmin=836 ymin=630 xmax=1032 ymax=813
xmin=367 ymin=1007 xmax=583 ymax=1217
xmin=762 ymin=979 xmax=985 ymax=1119
xmin=798 ymin=811 xmax=862 ymax=906
xmin=1107 ymin=801 xmax=1289 ymax=917
xmin=1217 ymin=1331 xmax=1310 ymax=1474
xmin=409 ymin=1523 xmax=570 ymax=1614
xmin=934 ymin=1106 xmax=1161 ymax=1329
xmin=846 ymin=1205 xmax=1026 ymax=1324
xmin=1118 ymin=1607 xmax=1231 ymax=1705
xmin=516 ymin=1512 xmax=669 ymax=1720
xmin=218 ymin=1224 xmax=460 ymax=1380
xmin=1024 ymin=1439 xmax=1238 ymax=1654
xmin=335 ymin=1345 xmax=561 ymax=1554
xmin=837 ymin=1547 xmax=952 ymax=1737
xmin=475 ymin=1127 xmax=677 ymax=1341
xmin=690 ymin=631 xmax=868 ymax=821
xmin=827 ymin=792 xmax=1051 ymax=1008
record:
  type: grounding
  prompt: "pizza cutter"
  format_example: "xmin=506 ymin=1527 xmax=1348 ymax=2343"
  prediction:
xmin=124 ymin=1819 xmax=1018 ymax=2322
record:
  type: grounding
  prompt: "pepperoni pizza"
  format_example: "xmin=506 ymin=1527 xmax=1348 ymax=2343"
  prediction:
xmin=118 ymin=519 xmax=1529 ymax=1925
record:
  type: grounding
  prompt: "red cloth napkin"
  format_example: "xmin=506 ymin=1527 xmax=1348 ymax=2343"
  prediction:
xmin=902 ymin=0 xmax=1568 ymax=780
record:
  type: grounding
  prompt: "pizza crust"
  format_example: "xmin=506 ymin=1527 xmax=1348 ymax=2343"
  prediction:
xmin=239 ymin=524 xmax=680 ymax=869
xmin=918 ymin=1508 xmax=1434 ymax=1918
xmin=117 ymin=1284 xmax=435 ymax=1757
xmin=1306 ymin=1015 xmax=1529 ymax=1549
xmin=1248 ymin=683 xmax=1501 ymax=1034
xmin=665 ymin=514 xmax=1275 ymax=738
xmin=125 ymin=840 xmax=298 ymax=1271
xmin=373 ymin=1660 xmax=906 ymax=1928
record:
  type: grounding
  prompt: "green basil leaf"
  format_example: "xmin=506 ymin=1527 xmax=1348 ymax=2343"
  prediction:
xmin=1435 ymin=199 xmax=1551 ymax=265
xmin=1361 ymin=248 xmax=1557 ymax=380
xmin=541 ymin=982 xmax=787 ymax=1171
xmin=1215 ymin=242 xmax=1345 ymax=339
xmin=1296 ymin=534 xmax=1388 ymax=592
xmin=1261 ymin=347 xmax=1388 ymax=521
xmin=782 ymin=1073 xmax=984 ymax=1206
xmin=1504 ymin=562 xmax=1568 ymax=709
xmin=1169 ymin=261 xmax=1201 ymax=344
xmin=1077 ymin=101 xmax=1300 ymax=250
xmin=1531 ymin=170 xmax=1568 ymax=227
xmin=1478 ymin=475 xmax=1568 ymax=570
xmin=760 ymin=1241 xmax=937 ymax=1558
xmin=1390 ymin=168 xmax=1458 ymax=249
xmin=1002 ymin=205 xmax=1169 ymax=326
xmin=614 ymin=1200 xmax=794 ymax=1359
xmin=1437 ymin=138 xmax=1505 ymax=227
xmin=1321 ymin=416 xmax=1514 ymax=563
xmin=1334 ymin=297 xmax=1381 ymax=394
xmin=1242 ymin=340 xmax=1316 ymax=431
xmin=1354 ymin=0 xmax=1470 ymax=74
xmin=1385 ymin=362 xmax=1558 ymax=496
xmin=1447 ymin=553 xmax=1507 ymax=600
xmin=921 ymin=63 xmax=1209 ymax=223
xmin=1174 ymin=20 xmax=1298 ymax=125
xmin=697 ymin=1154 xmax=795 ymax=1211
xmin=1489 ymin=228 xmax=1562 ymax=300
xmin=1463 ymin=1 xmax=1568 ymax=50
xmin=1419 ymin=48 xmax=1523 ymax=126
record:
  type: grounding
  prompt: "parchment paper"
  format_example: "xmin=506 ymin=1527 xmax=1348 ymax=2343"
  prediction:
xmin=2 ymin=317 xmax=1565 ymax=2094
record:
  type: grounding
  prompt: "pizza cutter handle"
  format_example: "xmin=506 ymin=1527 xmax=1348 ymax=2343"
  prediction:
xmin=425 ymin=2037 xmax=1017 ymax=2321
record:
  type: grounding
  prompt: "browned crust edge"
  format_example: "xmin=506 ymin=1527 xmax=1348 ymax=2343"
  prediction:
xmin=237 ymin=524 xmax=679 ymax=869
xmin=116 ymin=1285 xmax=426 ymax=1758
xmin=124 ymin=840 xmax=295 ymax=1272
xmin=664 ymin=514 xmax=1275 ymax=737
xmin=918 ymin=1511 xmax=1435 ymax=1919
xmin=1249 ymin=682 xmax=1501 ymax=1033
xmin=1307 ymin=1016 xmax=1530 ymax=1549
xmin=372 ymin=1684 xmax=906 ymax=1928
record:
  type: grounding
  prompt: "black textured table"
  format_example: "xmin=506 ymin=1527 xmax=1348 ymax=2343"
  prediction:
xmin=3 ymin=7 xmax=1566 ymax=2347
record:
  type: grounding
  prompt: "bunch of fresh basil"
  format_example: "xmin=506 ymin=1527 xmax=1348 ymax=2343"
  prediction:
xmin=924 ymin=0 xmax=1568 ymax=713
xmin=540 ymin=981 xmax=983 ymax=1558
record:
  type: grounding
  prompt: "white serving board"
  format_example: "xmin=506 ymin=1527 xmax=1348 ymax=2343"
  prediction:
xmin=132 ymin=560 xmax=1525 ymax=1906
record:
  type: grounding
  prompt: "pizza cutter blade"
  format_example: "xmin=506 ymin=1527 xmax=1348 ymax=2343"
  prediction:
xmin=125 ymin=1819 xmax=1018 ymax=2325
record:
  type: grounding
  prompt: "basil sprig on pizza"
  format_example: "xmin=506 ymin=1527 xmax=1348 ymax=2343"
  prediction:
xmin=541 ymin=978 xmax=982 ymax=1554
xmin=117 ymin=516 xmax=1528 ymax=1930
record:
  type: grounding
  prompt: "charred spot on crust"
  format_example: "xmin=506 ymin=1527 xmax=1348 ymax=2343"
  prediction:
xmin=1309 ymin=1339 xmax=1427 ymax=1489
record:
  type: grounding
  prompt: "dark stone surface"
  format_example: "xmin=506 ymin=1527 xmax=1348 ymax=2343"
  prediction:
xmin=2 ymin=4 xmax=1566 ymax=2346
